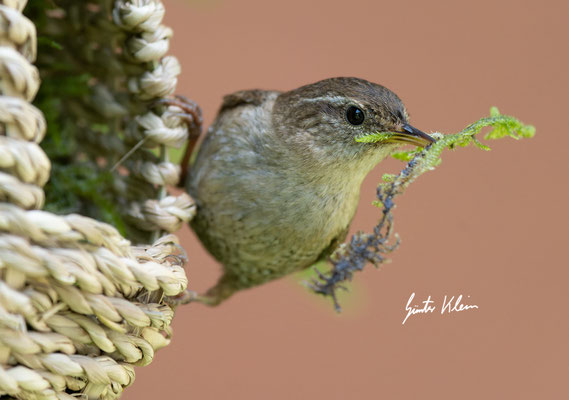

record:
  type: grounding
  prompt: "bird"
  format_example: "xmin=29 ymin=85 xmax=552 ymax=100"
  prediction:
xmin=185 ymin=77 xmax=434 ymax=306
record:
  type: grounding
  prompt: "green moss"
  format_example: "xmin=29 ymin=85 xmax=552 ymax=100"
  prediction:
xmin=355 ymin=131 xmax=396 ymax=143
xmin=379 ymin=107 xmax=535 ymax=193
xmin=44 ymin=164 xmax=127 ymax=234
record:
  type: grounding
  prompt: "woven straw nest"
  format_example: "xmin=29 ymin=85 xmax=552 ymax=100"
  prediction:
xmin=0 ymin=0 xmax=196 ymax=398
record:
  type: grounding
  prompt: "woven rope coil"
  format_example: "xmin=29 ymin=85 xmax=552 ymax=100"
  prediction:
xmin=0 ymin=0 xmax=193 ymax=399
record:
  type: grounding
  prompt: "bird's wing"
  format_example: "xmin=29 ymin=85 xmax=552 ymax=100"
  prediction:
xmin=218 ymin=89 xmax=280 ymax=114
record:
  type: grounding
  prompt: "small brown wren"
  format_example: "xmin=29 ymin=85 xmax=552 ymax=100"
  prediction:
xmin=187 ymin=77 xmax=433 ymax=305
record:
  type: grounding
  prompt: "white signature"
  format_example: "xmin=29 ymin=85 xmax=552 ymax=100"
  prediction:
xmin=402 ymin=292 xmax=479 ymax=325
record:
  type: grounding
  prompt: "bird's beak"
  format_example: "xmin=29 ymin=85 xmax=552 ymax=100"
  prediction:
xmin=386 ymin=123 xmax=436 ymax=147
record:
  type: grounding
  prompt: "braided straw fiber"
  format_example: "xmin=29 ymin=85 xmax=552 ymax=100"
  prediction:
xmin=0 ymin=0 xmax=194 ymax=398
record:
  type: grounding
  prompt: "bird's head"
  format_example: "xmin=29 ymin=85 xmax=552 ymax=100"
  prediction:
xmin=272 ymin=77 xmax=434 ymax=166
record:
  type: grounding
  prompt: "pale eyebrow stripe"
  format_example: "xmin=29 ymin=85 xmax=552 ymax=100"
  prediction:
xmin=298 ymin=95 xmax=364 ymax=108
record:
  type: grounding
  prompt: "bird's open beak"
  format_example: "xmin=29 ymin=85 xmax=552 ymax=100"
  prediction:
xmin=386 ymin=123 xmax=436 ymax=147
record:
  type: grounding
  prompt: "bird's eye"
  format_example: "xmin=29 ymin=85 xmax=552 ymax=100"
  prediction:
xmin=346 ymin=106 xmax=365 ymax=125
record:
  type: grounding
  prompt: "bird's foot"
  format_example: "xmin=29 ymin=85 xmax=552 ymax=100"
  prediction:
xmin=155 ymin=95 xmax=203 ymax=186
xmin=165 ymin=274 xmax=239 ymax=307
xmin=164 ymin=289 xmax=198 ymax=307
xmin=164 ymin=289 xmax=222 ymax=307
xmin=157 ymin=95 xmax=203 ymax=128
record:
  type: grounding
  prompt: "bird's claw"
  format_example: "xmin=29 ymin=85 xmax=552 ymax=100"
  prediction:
xmin=156 ymin=95 xmax=203 ymax=135
xmin=155 ymin=95 xmax=203 ymax=186
xmin=165 ymin=289 xmax=199 ymax=307
xmin=164 ymin=289 xmax=223 ymax=307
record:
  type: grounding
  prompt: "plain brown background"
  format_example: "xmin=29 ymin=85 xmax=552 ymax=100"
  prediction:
xmin=124 ymin=0 xmax=568 ymax=398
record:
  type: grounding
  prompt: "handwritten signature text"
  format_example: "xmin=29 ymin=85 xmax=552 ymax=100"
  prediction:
xmin=402 ymin=292 xmax=479 ymax=325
